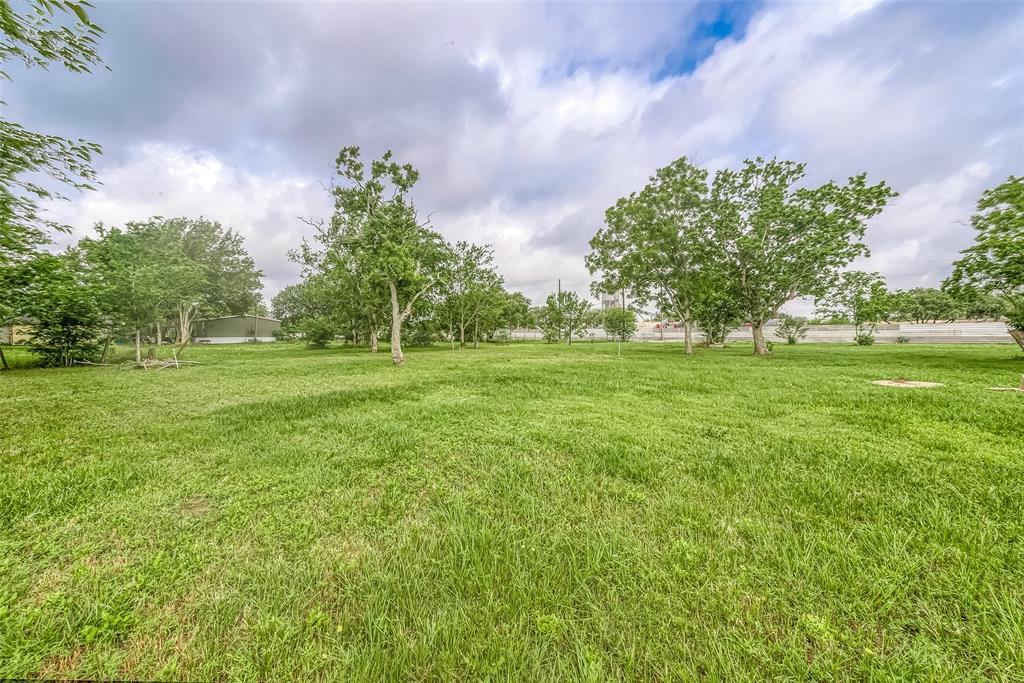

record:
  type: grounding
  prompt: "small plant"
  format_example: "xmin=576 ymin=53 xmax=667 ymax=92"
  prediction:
xmin=775 ymin=314 xmax=809 ymax=345
xmin=855 ymin=333 xmax=875 ymax=346
xmin=896 ymin=336 xmax=910 ymax=344
xmin=301 ymin=316 xmax=336 ymax=349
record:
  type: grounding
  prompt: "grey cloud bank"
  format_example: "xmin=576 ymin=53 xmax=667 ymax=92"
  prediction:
xmin=5 ymin=0 xmax=1021 ymax=304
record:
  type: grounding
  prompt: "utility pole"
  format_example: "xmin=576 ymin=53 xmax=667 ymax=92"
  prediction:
xmin=557 ymin=278 xmax=562 ymax=345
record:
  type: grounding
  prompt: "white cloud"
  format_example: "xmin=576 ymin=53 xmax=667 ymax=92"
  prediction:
xmin=25 ymin=0 xmax=1023 ymax=307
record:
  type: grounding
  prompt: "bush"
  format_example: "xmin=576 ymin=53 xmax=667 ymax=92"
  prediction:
xmin=855 ymin=333 xmax=875 ymax=346
xmin=301 ymin=317 xmax=336 ymax=349
xmin=775 ymin=314 xmax=809 ymax=345
xmin=896 ymin=336 xmax=910 ymax=344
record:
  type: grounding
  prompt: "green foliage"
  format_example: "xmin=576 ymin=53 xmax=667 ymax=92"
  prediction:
xmin=946 ymin=176 xmax=1024 ymax=332
xmin=1 ymin=0 xmax=104 ymax=361
xmin=709 ymin=158 xmax=896 ymax=354
xmin=435 ymin=241 xmax=505 ymax=347
xmin=539 ymin=290 xmax=592 ymax=345
xmin=300 ymin=316 xmax=336 ymax=349
xmin=77 ymin=217 xmax=263 ymax=356
xmin=23 ymin=253 xmax=102 ymax=366
xmin=587 ymin=156 xmax=714 ymax=353
xmin=816 ymin=271 xmax=891 ymax=342
xmin=775 ymin=314 xmax=809 ymax=344
xmin=854 ymin=333 xmax=875 ymax=346
xmin=300 ymin=146 xmax=447 ymax=363
xmin=602 ymin=307 xmax=637 ymax=342
xmin=0 ymin=0 xmax=104 ymax=254
xmin=589 ymin=155 xmax=895 ymax=356
xmin=889 ymin=288 xmax=962 ymax=323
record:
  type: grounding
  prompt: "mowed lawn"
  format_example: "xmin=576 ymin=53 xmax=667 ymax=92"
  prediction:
xmin=2 ymin=342 xmax=1023 ymax=681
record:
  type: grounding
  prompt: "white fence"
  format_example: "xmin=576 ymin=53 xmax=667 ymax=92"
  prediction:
xmin=508 ymin=321 xmax=1014 ymax=344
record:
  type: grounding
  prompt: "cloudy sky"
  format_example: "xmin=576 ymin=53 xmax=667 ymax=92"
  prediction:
xmin=5 ymin=0 xmax=1022 ymax=308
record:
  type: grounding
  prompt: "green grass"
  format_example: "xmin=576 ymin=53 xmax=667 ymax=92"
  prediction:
xmin=2 ymin=341 xmax=1023 ymax=680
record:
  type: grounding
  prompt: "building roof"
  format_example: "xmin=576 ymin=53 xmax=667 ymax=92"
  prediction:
xmin=195 ymin=314 xmax=281 ymax=323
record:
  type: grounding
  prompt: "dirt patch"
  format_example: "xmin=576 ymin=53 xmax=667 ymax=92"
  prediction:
xmin=872 ymin=379 xmax=943 ymax=388
xmin=178 ymin=496 xmax=212 ymax=517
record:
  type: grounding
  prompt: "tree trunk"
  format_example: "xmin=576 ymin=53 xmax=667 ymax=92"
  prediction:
xmin=683 ymin=320 xmax=693 ymax=355
xmin=135 ymin=329 xmax=142 ymax=364
xmin=752 ymin=322 xmax=770 ymax=356
xmin=100 ymin=331 xmax=112 ymax=363
xmin=389 ymin=282 xmax=405 ymax=365
xmin=156 ymin=321 xmax=162 ymax=346
xmin=1010 ymin=328 xmax=1024 ymax=352
xmin=0 ymin=345 xmax=8 ymax=371
xmin=459 ymin=324 xmax=465 ymax=349
xmin=473 ymin=320 xmax=479 ymax=349
xmin=176 ymin=304 xmax=193 ymax=357
xmin=369 ymin=328 xmax=379 ymax=353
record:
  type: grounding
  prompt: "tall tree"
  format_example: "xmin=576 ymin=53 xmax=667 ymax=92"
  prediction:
xmin=78 ymin=223 xmax=184 ymax=363
xmin=168 ymin=217 xmax=263 ymax=352
xmin=314 ymin=146 xmax=446 ymax=365
xmin=945 ymin=176 xmax=1024 ymax=350
xmin=588 ymin=157 xmax=713 ymax=355
xmin=707 ymin=158 xmax=896 ymax=355
xmin=1 ymin=0 xmax=105 ymax=369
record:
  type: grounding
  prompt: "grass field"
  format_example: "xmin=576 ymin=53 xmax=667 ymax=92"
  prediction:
xmin=2 ymin=341 xmax=1023 ymax=681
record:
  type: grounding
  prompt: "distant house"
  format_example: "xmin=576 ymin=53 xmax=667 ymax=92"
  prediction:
xmin=193 ymin=315 xmax=281 ymax=344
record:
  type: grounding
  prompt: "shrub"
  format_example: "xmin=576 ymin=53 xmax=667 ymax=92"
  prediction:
xmin=896 ymin=336 xmax=910 ymax=344
xmin=301 ymin=317 xmax=336 ymax=349
xmin=855 ymin=333 xmax=875 ymax=346
xmin=775 ymin=314 xmax=809 ymax=345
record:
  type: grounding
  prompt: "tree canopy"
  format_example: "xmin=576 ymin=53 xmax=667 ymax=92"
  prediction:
xmin=946 ymin=176 xmax=1024 ymax=349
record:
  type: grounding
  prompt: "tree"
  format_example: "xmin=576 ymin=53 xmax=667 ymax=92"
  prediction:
xmin=1 ymin=0 xmax=105 ymax=369
xmin=78 ymin=223 xmax=178 ymax=363
xmin=603 ymin=307 xmax=637 ymax=342
xmin=500 ymin=291 xmax=532 ymax=340
xmin=77 ymin=217 xmax=262 ymax=362
xmin=540 ymin=290 xmax=592 ymax=345
xmin=23 ymin=253 xmax=102 ymax=367
xmin=588 ymin=157 xmax=714 ymax=355
xmin=889 ymin=288 xmax=962 ymax=323
xmin=707 ymin=158 xmax=896 ymax=355
xmin=170 ymin=217 xmax=263 ymax=352
xmin=437 ymin=241 xmax=504 ymax=349
xmin=306 ymin=146 xmax=446 ymax=365
xmin=816 ymin=271 xmax=891 ymax=344
xmin=775 ymin=314 xmax=809 ymax=345
xmin=945 ymin=176 xmax=1024 ymax=350
xmin=692 ymin=290 xmax=745 ymax=346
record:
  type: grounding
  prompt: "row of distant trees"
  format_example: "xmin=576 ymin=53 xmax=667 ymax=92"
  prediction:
xmin=587 ymin=158 xmax=1023 ymax=355
xmin=271 ymin=147 xmax=640 ymax=359
xmin=2 ymin=216 xmax=264 ymax=368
